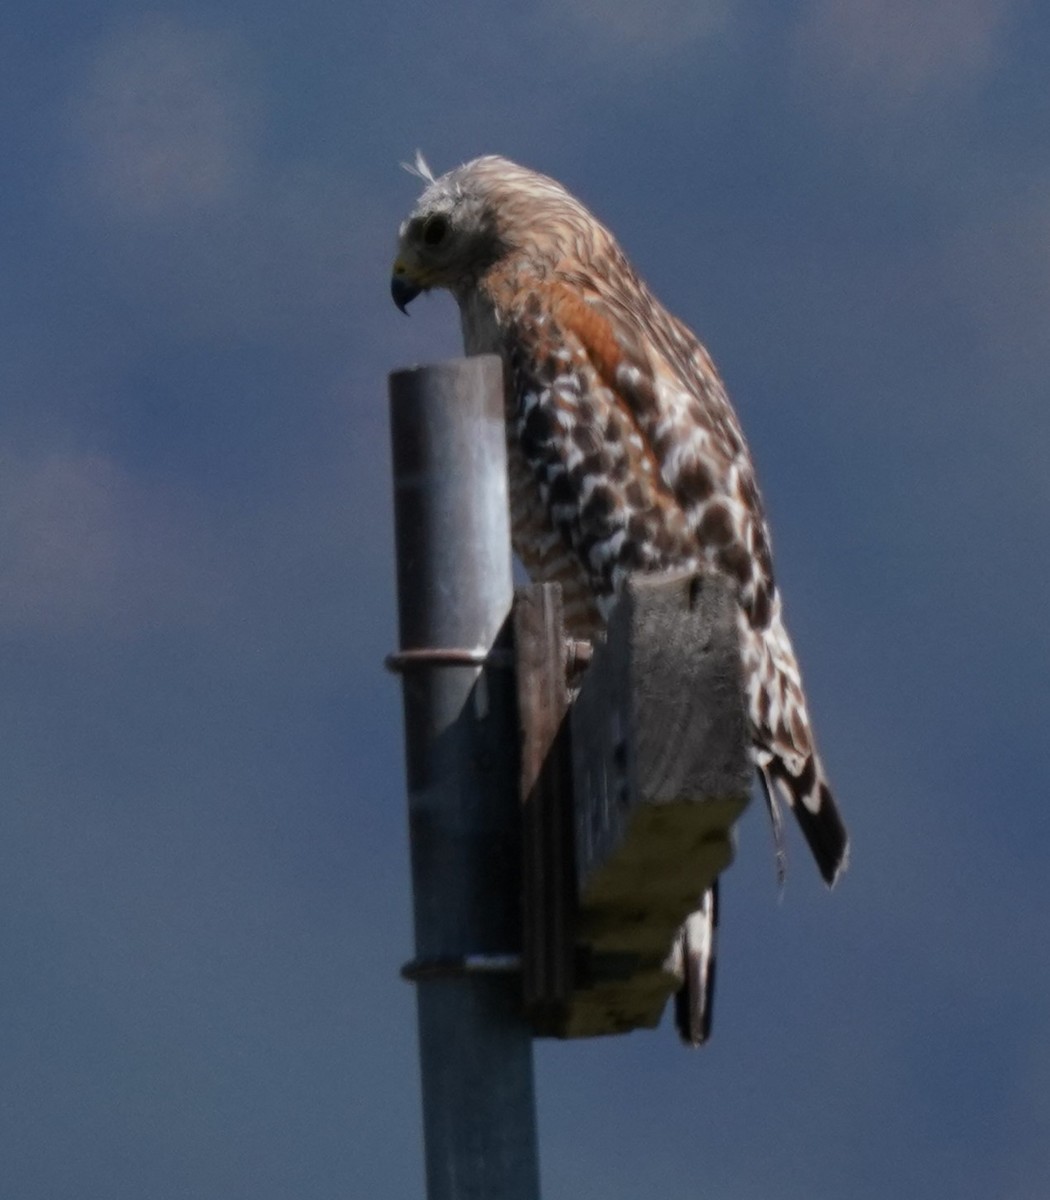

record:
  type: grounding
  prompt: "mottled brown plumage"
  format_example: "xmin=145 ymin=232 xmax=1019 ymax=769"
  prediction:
xmin=392 ymin=154 xmax=848 ymax=1044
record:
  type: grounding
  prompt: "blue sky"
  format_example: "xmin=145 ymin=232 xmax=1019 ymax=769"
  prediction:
xmin=3 ymin=2 xmax=1049 ymax=1196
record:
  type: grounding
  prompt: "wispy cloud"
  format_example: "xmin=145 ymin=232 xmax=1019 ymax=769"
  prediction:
xmin=536 ymin=0 xmax=731 ymax=60
xmin=794 ymin=0 xmax=1018 ymax=103
xmin=70 ymin=16 xmax=256 ymax=221
xmin=61 ymin=16 xmax=384 ymax=349
xmin=943 ymin=175 xmax=1050 ymax=372
xmin=0 ymin=449 xmax=225 ymax=634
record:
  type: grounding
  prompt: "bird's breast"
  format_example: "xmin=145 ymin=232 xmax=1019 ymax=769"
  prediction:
xmin=457 ymin=287 xmax=603 ymax=638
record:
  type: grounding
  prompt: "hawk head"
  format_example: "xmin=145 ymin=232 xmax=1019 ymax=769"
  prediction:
xmin=390 ymin=155 xmax=602 ymax=312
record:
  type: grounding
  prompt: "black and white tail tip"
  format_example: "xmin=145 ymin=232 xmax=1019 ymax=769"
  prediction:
xmin=671 ymin=883 xmax=719 ymax=1048
xmin=760 ymin=759 xmax=850 ymax=887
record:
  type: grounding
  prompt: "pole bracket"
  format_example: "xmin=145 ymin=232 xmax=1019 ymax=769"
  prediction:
xmin=401 ymin=954 xmax=524 ymax=981
xmin=384 ymin=647 xmax=514 ymax=673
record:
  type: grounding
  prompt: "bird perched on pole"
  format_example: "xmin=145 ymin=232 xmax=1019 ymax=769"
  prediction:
xmin=391 ymin=153 xmax=848 ymax=1046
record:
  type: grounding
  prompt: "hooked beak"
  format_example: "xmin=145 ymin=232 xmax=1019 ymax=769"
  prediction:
xmin=391 ymin=261 xmax=422 ymax=314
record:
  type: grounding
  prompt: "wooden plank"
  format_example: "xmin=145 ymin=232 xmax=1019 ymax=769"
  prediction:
xmin=515 ymin=571 xmax=752 ymax=1040
xmin=566 ymin=570 xmax=751 ymax=1034
xmin=514 ymin=584 xmax=575 ymax=1034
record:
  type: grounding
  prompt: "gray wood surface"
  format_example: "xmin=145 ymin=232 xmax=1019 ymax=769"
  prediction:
xmin=517 ymin=571 xmax=752 ymax=1038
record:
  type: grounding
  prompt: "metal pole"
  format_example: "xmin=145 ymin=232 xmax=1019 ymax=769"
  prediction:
xmin=388 ymin=356 xmax=541 ymax=1200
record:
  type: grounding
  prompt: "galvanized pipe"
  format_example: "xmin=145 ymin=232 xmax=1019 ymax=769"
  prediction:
xmin=389 ymin=356 xmax=541 ymax=1200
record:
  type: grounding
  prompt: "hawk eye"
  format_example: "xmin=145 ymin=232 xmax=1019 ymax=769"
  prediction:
xmin=421 ymin=214 xmax=449 ymax=246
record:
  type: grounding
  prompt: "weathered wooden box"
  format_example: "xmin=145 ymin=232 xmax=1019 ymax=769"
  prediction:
xmin=515 ymin=571 xmax=752 ymax=1038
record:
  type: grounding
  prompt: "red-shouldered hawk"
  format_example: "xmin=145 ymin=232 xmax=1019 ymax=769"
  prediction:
xmin=391 ymin=154 xmax=848 ymax=1046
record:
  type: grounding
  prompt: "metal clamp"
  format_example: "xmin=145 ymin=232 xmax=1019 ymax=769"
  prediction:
xmin=400 ymin=953 xmax=523 ymax=981
xmin=385 ymin=647 xmax=514 ymax=673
